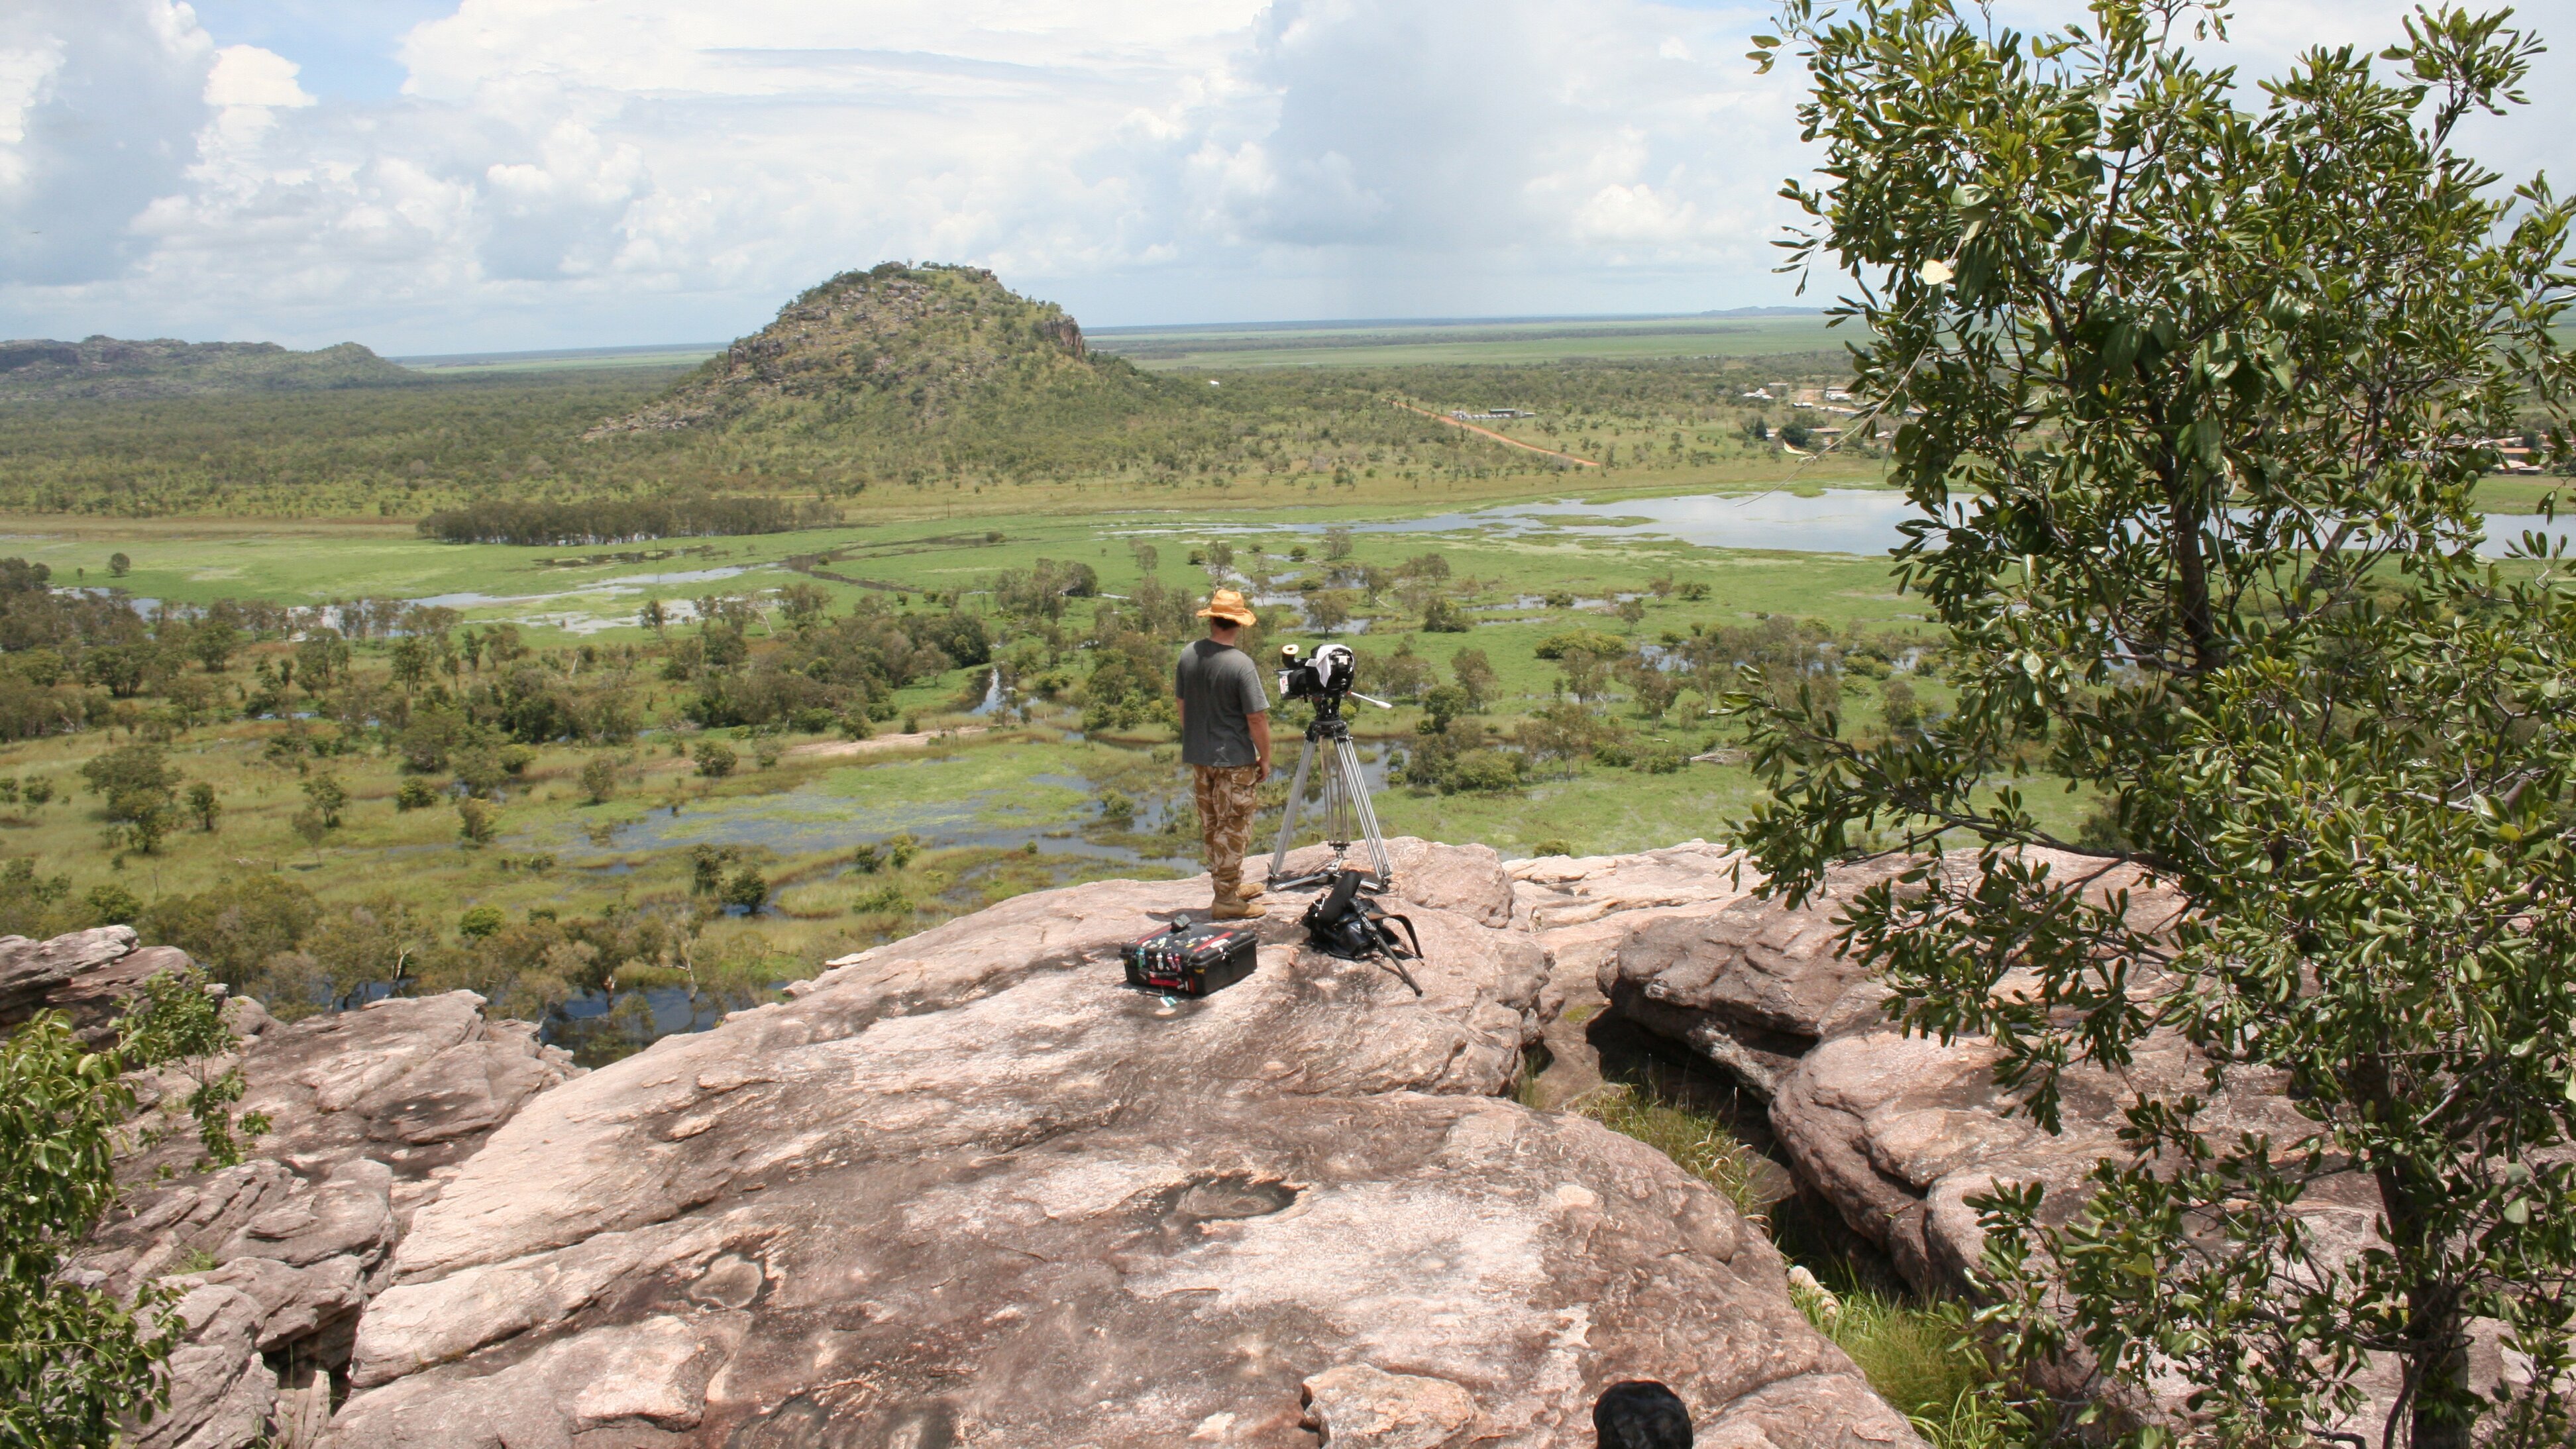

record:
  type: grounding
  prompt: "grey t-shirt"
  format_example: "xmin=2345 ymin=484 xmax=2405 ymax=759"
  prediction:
xmin=1175 ymin=639 xmax=1269 ymax=767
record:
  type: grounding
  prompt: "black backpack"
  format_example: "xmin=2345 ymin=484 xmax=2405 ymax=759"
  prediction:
xmin=1299 ymin=869 xmax=1425 ymax=995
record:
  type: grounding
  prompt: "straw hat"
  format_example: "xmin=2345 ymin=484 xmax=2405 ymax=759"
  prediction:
xmin=1197 ymin=588 xmax=1258 ymax=627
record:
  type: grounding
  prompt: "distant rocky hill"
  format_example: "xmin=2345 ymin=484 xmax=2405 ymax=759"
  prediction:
xmin=587 ymin=262 xmax=1156 ymax=440
xmin=0 ymin=337 xmax=421 ymax=400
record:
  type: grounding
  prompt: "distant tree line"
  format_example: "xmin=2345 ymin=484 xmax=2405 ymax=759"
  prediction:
xmin=418 ymin=493 xmax=839 ymax=546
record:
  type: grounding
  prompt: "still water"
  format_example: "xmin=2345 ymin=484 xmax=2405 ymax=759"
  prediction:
xmin=1282 ymin=488 xmax=2574 ymax=561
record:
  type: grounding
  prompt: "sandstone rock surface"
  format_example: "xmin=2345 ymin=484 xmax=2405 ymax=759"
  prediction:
xmin=326 ymin=851 xmax=1917 ymax=1447
xmin=1503 ymin=843 xmax=1763 ymax=1109
xmin=68 ymin=987 xmax=580 ymax=1449
xmin=1 ymin=924 xmax=148 ymax=1027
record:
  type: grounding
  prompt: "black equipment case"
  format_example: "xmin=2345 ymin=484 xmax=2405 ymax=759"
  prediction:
xmin=1122 ymin=922 xmax=1260 ymax=997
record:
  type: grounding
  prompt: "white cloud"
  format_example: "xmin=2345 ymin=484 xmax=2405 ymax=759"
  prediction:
xmin=0 ymin=0 xmax=2566 ymax=350
xmin=206 ymin=44 xmax=314 ymax=109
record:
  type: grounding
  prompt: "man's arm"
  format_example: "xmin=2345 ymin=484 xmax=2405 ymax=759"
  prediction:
xmin=1250 ymin=709 xmax=1271 ymax=782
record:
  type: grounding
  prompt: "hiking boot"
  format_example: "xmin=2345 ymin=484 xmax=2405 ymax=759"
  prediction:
xmin=1236 ymin=877 xmax=1268 ymax=900
xmin=1210 ymin=896 xmax=1268 ymax=921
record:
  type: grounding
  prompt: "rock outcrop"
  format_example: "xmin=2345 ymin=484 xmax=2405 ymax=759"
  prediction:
xmin=1589 ymin=847 xmax=2476 ymax=1433
xmin=0 ymin=337 xmax=419 ymax=400
xmin=588 ymin=263 xmax=1137 ymax=439
xmin=1507 ymin=841 xmax=1764 ymax=1107
xmin=68 ymin=990 xmax=580 ymax=1449
xmin=0 ymin=924 xmax=201 ymax=1038
xmin=317 ymin=846 xmax=1917 ymax=1447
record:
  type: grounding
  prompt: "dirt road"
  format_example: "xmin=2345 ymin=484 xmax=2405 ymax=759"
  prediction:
xmin=1395 ymin=402 xmax=1600 ymax=468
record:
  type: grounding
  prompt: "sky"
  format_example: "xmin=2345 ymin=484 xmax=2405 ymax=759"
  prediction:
xmin=0 ymin=0 xmax=2569 ymax=354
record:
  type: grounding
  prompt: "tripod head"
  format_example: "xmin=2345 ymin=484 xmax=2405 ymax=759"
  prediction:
xmin=1277 ymin=642 xmax=1393 ymax=729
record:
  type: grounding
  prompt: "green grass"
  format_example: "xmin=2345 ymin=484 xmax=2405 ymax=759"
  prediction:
xmin=1566 ymin=1077 xmax=1774 ymax=1222
xmin=1798 ymin=1283 xmax=2017 ymax=1449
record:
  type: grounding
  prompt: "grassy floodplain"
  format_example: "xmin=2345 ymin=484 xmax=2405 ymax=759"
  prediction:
xmin=1088 ymin=311 xmax=1849 ymax=370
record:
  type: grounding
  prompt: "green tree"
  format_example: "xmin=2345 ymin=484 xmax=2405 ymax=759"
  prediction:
xmin=579 ymin=755 xmax=619 ymax=805
xmin=81 ymin=885 xmax=140 ymax=927
xmin=1743 ymin=5 xmax=2575 ymax=1446
xmin=80 ymin=744 xmax=178 ymax=855
xmin=301 ymin=772 xmax=347 ymax=829
xmin=182 ymin=780 xmax=218 ymax=833
xmin=1448 ymin=648 xmax=1499 ymax=713
xmin=1421 ymin=683 xmax=1469 ymax=734
xmin=105 ymin=552 xmax=129 ymax=578
xmin=188 ymin=620 xmax=239 ymax=674
xmin=721 ymin=865 xmax=770 ymax=914
xmin=388 ymin=635 xmax=432 ymax=694
xmin=690 ymin=739 xmax=737 ymax=778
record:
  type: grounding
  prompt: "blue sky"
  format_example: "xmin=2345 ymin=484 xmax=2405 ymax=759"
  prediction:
xmin=2 ymin=0 xmax=2569 ymax=354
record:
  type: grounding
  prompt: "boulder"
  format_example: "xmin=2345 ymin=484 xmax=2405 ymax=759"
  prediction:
xmin=1505 ymin=843 xmax=1764 ymax=1108
xmin=387 ymin=869 xmax=1546 ymax=1287
xmin=1509 ymin=841 xmax=1758 ymax=932
xmin=1599 ymin=855 xmax=1907 ymax=1100
xmin=0 ymin=924 xmax=143 ymax=1024
xmin=335 ymin=858 xmax=1915 ymax=1447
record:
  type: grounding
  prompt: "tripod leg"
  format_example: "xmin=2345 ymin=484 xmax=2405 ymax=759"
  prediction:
xmin=1267 ymin=737 xmax=1321 ymax=882
xmin=1335 ymin=736 xmax=1395 ymax=885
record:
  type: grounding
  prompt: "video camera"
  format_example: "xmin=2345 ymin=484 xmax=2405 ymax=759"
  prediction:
xmin=1277 ymin=643 xmax=1391 ymax=714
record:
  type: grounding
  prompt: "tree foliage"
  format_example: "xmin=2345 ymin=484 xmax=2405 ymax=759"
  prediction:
xmin=1743 ymin=3 xmax=2573 ymax=1444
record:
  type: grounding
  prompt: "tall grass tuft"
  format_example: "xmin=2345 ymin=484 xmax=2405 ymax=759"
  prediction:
xmin=1566 ymin=1075 xmax=1772 ymax=1224
xmin=1794 ymin=1280 xmax=2012 ymax=1449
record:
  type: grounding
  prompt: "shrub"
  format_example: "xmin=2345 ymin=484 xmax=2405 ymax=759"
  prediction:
xmin=579 ymin=756 xmax=618 ymax=804
xmin=721 ymin=867 xmax=770 ymax=913
xmin=82 ymin=884 xmax=142 ymax=927
xmin=851 ymin=883 xmax=910 ymax=916
xmin=691 ymin=739 xmax=737 ymax=778
xmin=1421 ymin=596 xmax=1471 ymax=633
xmin=457 ymin=905 xmax=506 ymax=939
xmin=395 ymin=778 xmax=441 ymax=812
xmin=1534 ymin=629 xmax=1625 ymax=661
xmin=455 ymin=798 xmax=498 ymax=847
xmin=1444 ymin=748 xmax=1523 ymax=794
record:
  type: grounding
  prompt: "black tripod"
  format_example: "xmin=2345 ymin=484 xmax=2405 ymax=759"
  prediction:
xmin=1265 ymin=690 xmax=1395 ymax=892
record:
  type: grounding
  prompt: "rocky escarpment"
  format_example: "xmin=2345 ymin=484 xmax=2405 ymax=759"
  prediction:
xmin=0 ymin=337 xmax=417 ymax=400
xmin=588 ymin=263 xmax=1143 ymax=439
xmin=311 ymin=843 xmax=1915 ymax=1448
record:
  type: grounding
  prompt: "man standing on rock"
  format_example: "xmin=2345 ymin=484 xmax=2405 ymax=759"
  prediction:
xmin=1175 ymin=588 xmax=1272 ymax=920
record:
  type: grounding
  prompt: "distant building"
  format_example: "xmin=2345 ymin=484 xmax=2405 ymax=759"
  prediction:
xmin=1450 ymin=407 xmax=1537 ymax=421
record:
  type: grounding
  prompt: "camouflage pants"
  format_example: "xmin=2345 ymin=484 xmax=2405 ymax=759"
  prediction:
xmin=1192 ymin=764 xmax=1263 ymax=883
